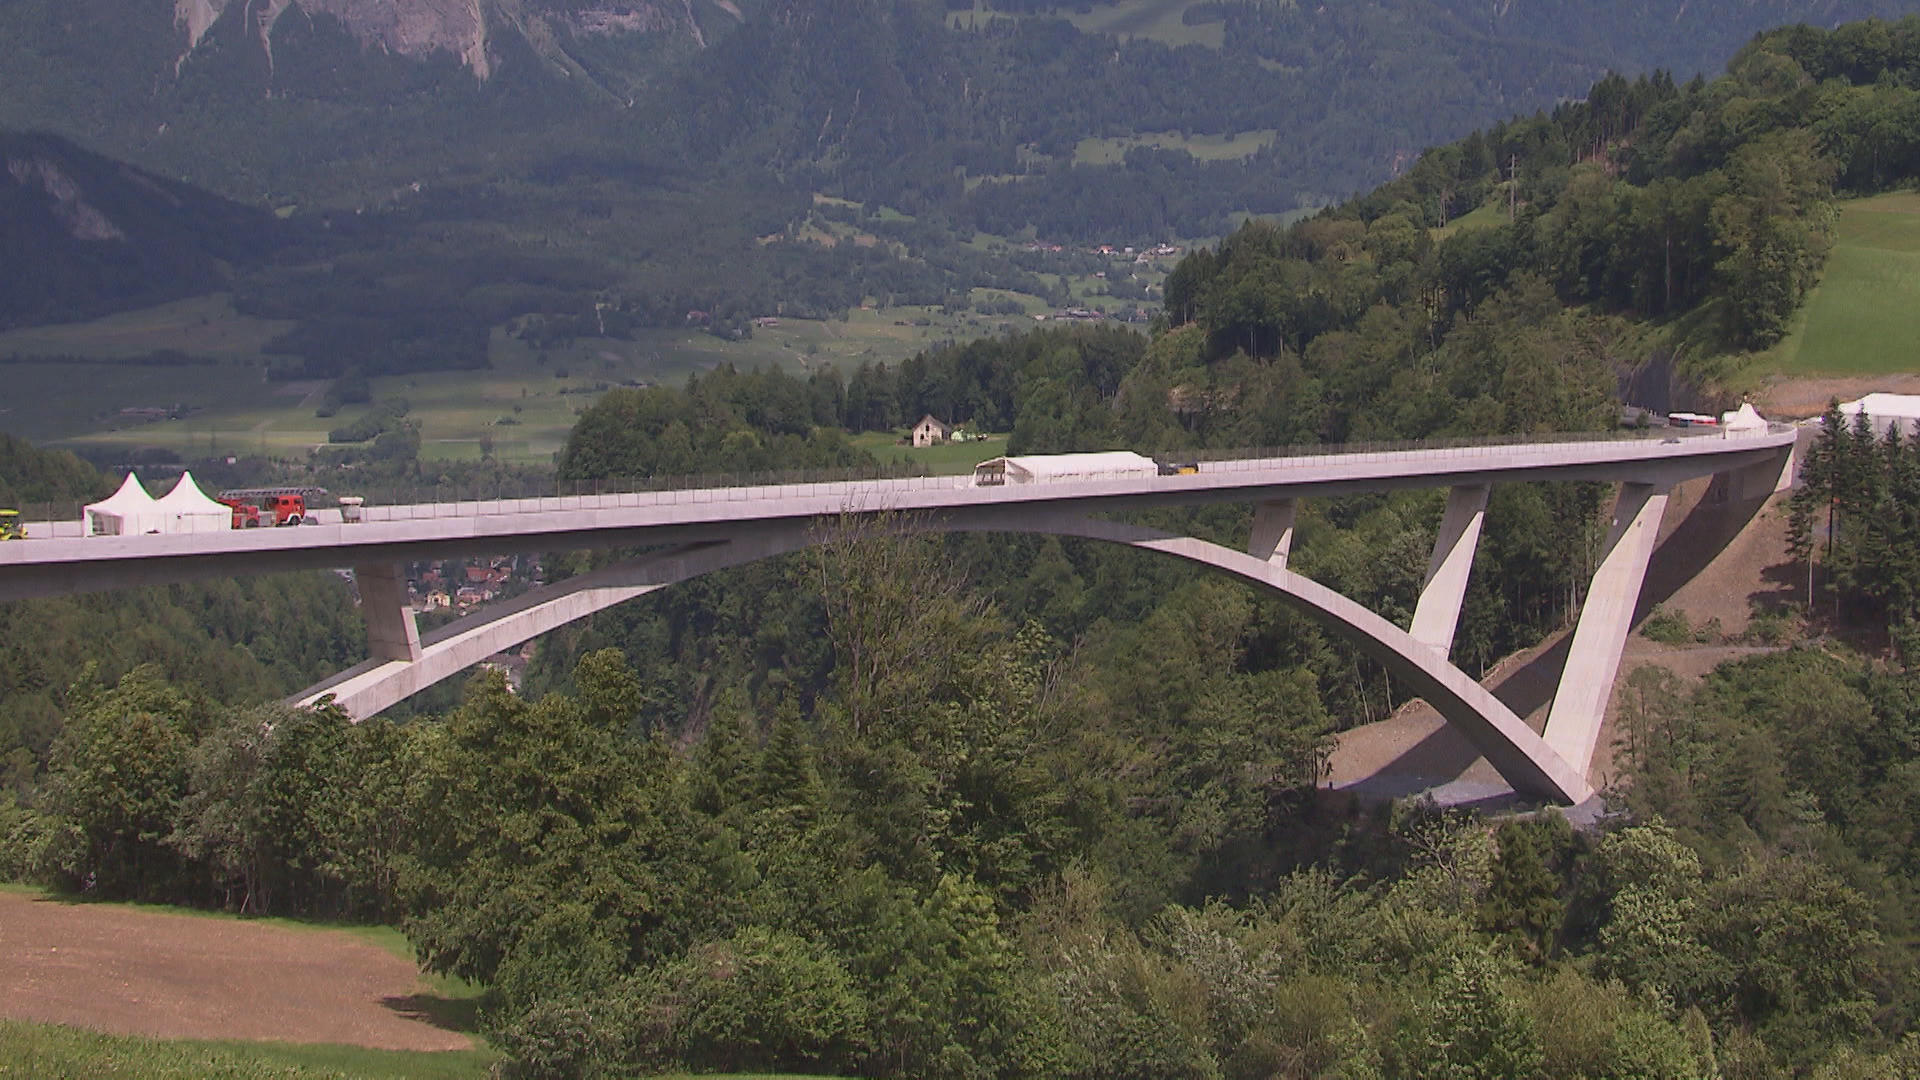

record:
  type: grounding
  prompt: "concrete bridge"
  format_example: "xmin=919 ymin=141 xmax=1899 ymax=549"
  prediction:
xmin=0 ymin=428 xmax=1799 ymax=806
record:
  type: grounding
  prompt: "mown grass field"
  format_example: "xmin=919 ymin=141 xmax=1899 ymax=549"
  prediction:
xmin=0 ymin=1022 xmax=497 ymax=1080
xmin=0 ymin=1021 xmax=843 ymax=1080
xmin=0 ymin=293 xmax=295 ymax=361
xmin=1430 ymin=199 xmax=1509 ymax=241
xmin=1763 ymin=190 xmax=1920 ymax=376
xmin=850 ymin=429 xmax=1006 ymax=473
xmin=1075 ymin=129 xmax=1279 ymax=165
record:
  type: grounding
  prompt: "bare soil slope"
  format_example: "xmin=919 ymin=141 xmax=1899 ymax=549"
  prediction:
xmin=0 ymin=891 xmax=471 ymax=1051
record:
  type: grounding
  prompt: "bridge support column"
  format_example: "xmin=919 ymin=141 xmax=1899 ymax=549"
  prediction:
xmin=1543 ymin=482 xmax=1671 ymax=780
xmin=1409 ymin=483 xmax=1489 ymax=657
xmin=354 ymin=563 xmax=421 ymax=663
xmin=1249 ymin=499 xmax=1297 ymax=568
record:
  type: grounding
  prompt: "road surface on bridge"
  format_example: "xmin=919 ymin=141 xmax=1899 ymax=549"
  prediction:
xmin=0 ymin=428 xmax=1796 ymax=604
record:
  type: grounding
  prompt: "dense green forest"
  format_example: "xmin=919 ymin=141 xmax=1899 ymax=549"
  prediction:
xmin=11 ymin=17 xmax=1920 ymax=1079
xmin=0 ymin=437 xmax=366 ymax=796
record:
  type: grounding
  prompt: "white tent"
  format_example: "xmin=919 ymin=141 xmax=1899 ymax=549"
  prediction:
xmin=83 ymin=472 xmax=161 ymax=536
xmin=153 ymin=471 xmax=232 ymax=534
xmin=1719 ymin=402 xmax=1768 ymax=433
xmin=972 ymin=451 xmax=1160 ymax=486
xmin=1837 ymin=393 xmax=1920 ymax=437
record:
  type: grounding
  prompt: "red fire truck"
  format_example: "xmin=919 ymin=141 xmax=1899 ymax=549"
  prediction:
xmin=218 ymin=487 xmax=327 ymax=528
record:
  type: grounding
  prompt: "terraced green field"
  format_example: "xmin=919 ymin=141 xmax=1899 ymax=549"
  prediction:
xmin=1765 ymin=191 xmax=1920 ymax=376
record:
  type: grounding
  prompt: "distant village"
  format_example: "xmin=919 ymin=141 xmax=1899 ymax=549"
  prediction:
xmin=393 ymin=554 xmax=546 ymax=690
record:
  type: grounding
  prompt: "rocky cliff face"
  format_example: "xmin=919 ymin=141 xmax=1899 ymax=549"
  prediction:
xmin=173 ymin=0 xmax=731 ymax=80
xmin=5 ymin=155 xmax=126 ymax=243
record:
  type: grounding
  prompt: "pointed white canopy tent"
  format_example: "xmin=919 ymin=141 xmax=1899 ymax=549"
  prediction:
xmin=83 ymin=473 xmax=161 ymax=536
xmin=154 ymin=471 xmax=232 ymax=534
xmin=1719 ymin=402 xmax=1767 ymax=433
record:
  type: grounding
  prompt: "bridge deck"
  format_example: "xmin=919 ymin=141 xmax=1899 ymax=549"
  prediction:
xmin=0 ymin=428 xmax=1796 ymax=603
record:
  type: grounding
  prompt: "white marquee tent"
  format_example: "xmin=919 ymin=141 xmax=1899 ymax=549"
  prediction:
xmin=1837 ymin=393 xmax=1920 ymax=437
xmin=153 ymin=471 xmax=232 ymax=534
xmin=83 ymin=473 xmax=161 ymax=536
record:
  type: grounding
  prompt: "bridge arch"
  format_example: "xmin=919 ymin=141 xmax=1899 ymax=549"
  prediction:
xmin=296 ymin=509 xmax=1593 ymax=805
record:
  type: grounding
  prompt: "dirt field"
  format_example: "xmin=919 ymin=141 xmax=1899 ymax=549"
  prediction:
xmin=1752 ymin=373 xmax=1920 ymax=418
xmin=0 ymin=891 xmax=473 ymax=1051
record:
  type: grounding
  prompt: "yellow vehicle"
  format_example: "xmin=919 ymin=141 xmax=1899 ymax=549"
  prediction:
xmin=0 ymin=509 xmax=23 ymax=541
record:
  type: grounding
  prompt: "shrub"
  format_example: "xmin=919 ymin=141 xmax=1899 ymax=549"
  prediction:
xmin=1744 ymin=608 xmax=1799 ymax=646
xmin=648 ymin=927 xmax=871 ymax=1075
xmin=1640 ymin=606 xmax=1694 ymax=645
xmin=493 ymin=1000 xmax=625 ymax=1080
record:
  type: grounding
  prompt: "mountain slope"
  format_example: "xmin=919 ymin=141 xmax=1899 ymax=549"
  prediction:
xmin=6 ymin=0 xmax=1918 ymax=217
xmin=0 ymin=131 xmax=279 ymax=330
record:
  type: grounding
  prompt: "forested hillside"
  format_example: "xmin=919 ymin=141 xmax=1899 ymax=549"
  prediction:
xmin=0 ymin=131 xmax=281 ymax=329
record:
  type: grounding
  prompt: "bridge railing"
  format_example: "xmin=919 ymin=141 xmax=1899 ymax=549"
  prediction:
xmin=1181 ymin=422 xmax=1791 ymax=466
xmin=13 ymin=423 xmax=1792 ymax=533
xmin=354 ymin=423 xmax=1788 ymax=521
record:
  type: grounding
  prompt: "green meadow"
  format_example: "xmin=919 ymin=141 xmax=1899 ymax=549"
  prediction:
xmin=0 ymin=302 xmax=1048 ymax=464
xmin=0 ymin=293 xmax=294 ymax=361
xmin=1763 ymin=190 xmax=1920 ymax=376
xmin=1060 ymin=0 xmax=1225 ymax=49
xmin=1430 ymin=199 xmax=1509 ymax=241
xmin=1075 ymin=129 xmax=1279 ymax=166
xmin=850 ymin=429 xmax=1006 ymax=473
xmin=0 ymin=1023 xmax=496 ymax=1080
xmin=0 ymin=1020 xmax=843 ymax=1080
xmin=947 ymin=0 xmax=1224 ymax=49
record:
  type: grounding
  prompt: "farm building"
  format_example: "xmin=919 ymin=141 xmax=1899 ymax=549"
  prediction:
xmin=913 ymin=415 xmax=953 ymax=447
xmin=971 ymin=451 xmax=1160 ymax=486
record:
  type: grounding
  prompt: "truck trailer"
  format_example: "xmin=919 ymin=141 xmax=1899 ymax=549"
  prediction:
xmin=970 ymin=451 xmax=1162 ymax=487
